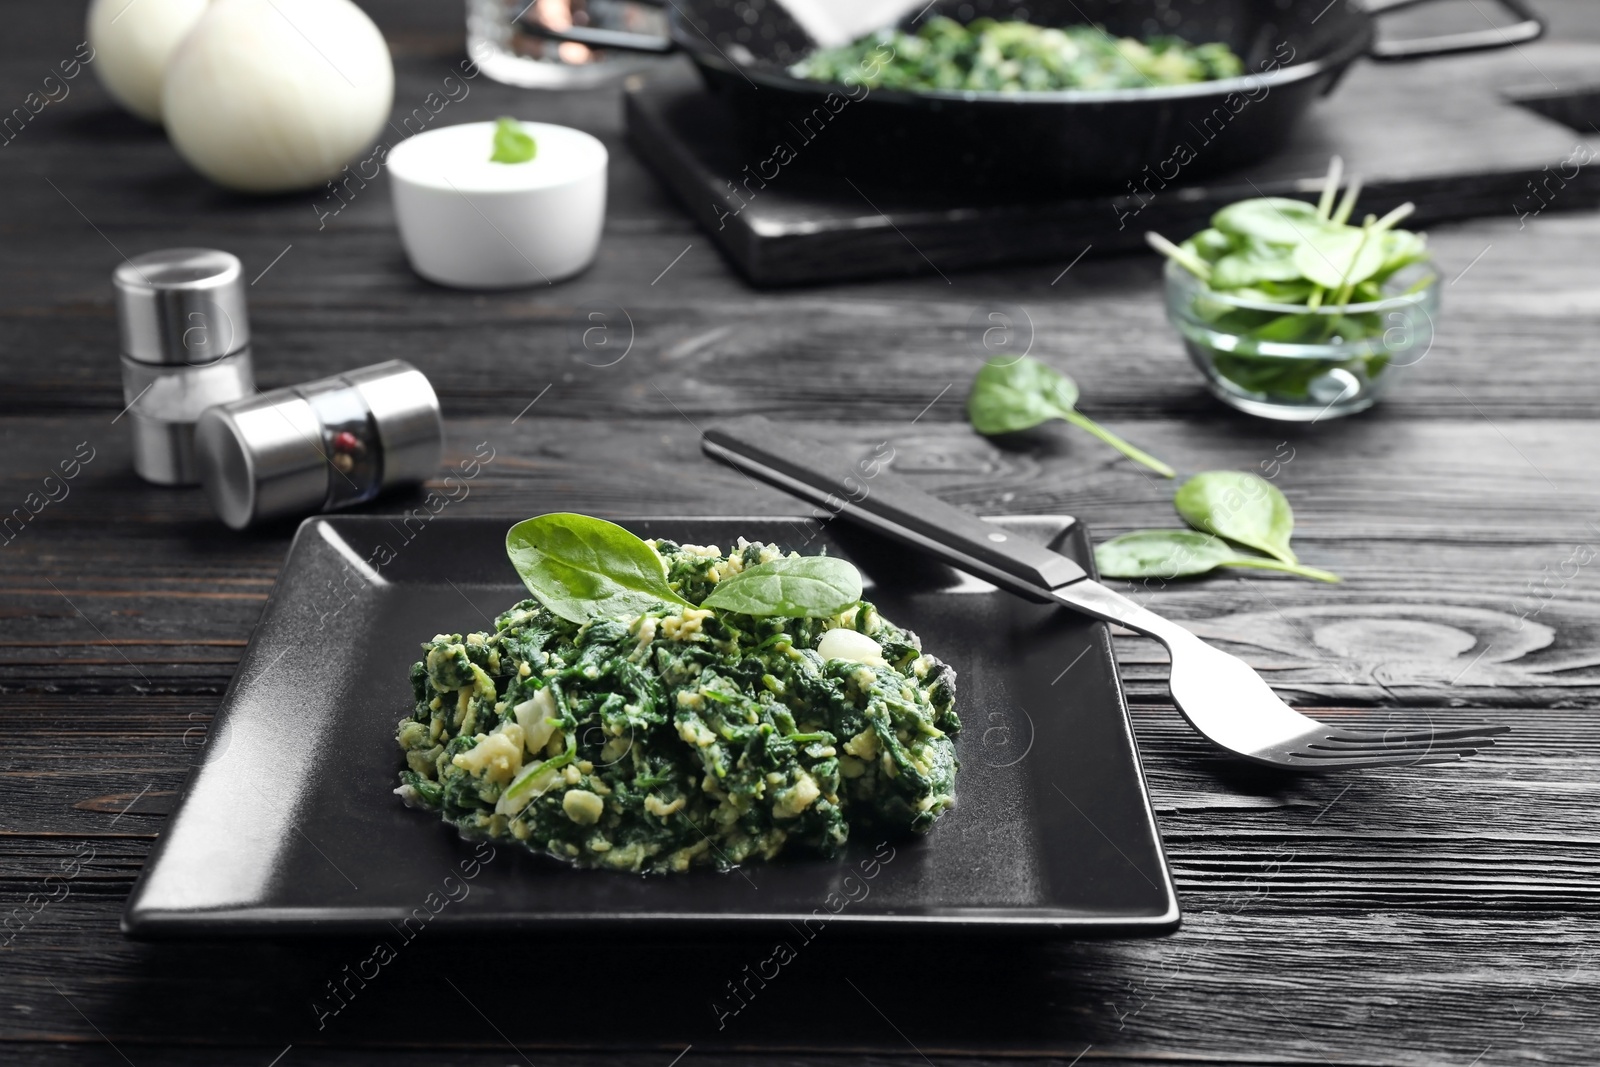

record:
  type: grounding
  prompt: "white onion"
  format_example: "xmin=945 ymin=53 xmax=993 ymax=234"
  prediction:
xmin=86 ymin=0 xmax=209 ymax=123
xmin=161 ymin=0 xmax=393 ymax=193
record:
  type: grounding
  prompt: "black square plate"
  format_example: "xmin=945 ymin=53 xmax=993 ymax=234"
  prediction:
xmin=123 ymin=515 xmax=1178 ymax=938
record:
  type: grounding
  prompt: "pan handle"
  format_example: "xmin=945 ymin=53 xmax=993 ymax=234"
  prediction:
xmin=1365 ymin=0 xmax=1544 ymax=60
xmin=514 ymin=0 xmax=675 ymax=55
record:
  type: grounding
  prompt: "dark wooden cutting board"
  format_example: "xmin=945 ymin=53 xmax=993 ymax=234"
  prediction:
xmin=624 ymin=43 xmax=1600 ymax=286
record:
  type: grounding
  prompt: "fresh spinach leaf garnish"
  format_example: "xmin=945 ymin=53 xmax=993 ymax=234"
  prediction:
xmin=1095 ymin=530 xmax=1339 ymax=583
xmin=966 ymin=356 xmax=1176 ymax=478
xmin=490 ymin=117 xmax=537 ymax=164
xmin=701 ymin=555 xmax=863 ymax=618
xmin=1174 ymin=470 xmax=1298 ymax=565
xmin=506 ymin=513 xmax=692 ymax=623
xmin=506 ymin=513 xmax=864 ymax=622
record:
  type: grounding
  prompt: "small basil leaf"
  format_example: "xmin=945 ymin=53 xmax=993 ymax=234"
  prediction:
xmin=1175 ymin=470 xmax=1297 ymax=564
xmin=1095 ymin=529 xmax=1340 ymax=583
xmin=701 ymin=555 xmax=863 ymax=618
xmin=490 ymin=117 xmax=537 ymax=164
xmin=505 ymin=513 xmax=692 ymax=623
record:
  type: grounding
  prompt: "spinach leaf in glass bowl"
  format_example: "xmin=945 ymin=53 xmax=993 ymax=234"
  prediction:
xmin=1148 ymin=159 xmax=1438 ymax=420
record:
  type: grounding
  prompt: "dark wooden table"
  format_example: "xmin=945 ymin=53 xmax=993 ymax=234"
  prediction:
xmin=6 ymin=2 xmax=1600 ymax=1064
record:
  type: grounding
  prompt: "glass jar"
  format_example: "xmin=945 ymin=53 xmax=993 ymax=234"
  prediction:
xmin=1163 ymin=259 xmax=1440 ymax=421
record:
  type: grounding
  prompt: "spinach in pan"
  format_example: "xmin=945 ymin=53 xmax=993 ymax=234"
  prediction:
xmin=792 ymin=17 xmax=1245 ymax=93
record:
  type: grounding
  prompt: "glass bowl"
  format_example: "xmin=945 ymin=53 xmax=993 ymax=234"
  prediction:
xmin=1163 ymin=259 xmax=1439 ymax=421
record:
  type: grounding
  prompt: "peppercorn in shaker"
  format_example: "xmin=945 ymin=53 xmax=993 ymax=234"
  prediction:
xmin=193 ymin=360 xmax=443 ymax=529
xmin=114 ymin=248 xmax=256 ymax=485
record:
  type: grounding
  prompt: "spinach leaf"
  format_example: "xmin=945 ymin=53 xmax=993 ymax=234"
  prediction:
xmin=1186 ymin=227 xmax=1234 ymax=262
xmin=1210 ymin=246 xmax=1303 ymax=289
xmin=1212 ymin=197 xmax=1324 ymax=247
xmin=702 ymin=555 xmax=863 ymax=617
xmin=1174 ymin=470 xmax=1298 ymax=564
xmin=1292 ymin=225 xmax=1385 ymax=290
xmin=1247 ymin=313 xmax=1324 ymax=342
xmin=490 ymin=117 xmax=537 ymax=164
xmin=1370 ymin=230 xmax=1429 ymax=284
xmin=1255 ymin=279 xmax=1318 ymax=303
xmin=966 ymin=356 xmax=1175 ymax=478
xmin=1095 ymin=530 xmax=1340 ymax=583
xmin=505 ymin=513 xmax=692 ymax=623
xmin=1148 ymin=170 xmax=1431 ymax=410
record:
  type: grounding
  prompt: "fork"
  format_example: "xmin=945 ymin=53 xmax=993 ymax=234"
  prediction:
xmin=702 ymin=416 xmax=1509 ymax=772
xmin=1057 ymin=580 xmax=1508 ymax=769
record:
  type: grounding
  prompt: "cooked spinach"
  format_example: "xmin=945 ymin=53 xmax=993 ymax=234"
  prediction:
xmin=967 ymin=356 xmax=1175 ymax=478
xmin=791 ymin=16 xmax=1244 ymax=93
xmin=397 ymin=532 xmax=959 ymax=874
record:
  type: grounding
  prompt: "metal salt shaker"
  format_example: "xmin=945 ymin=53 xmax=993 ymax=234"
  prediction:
xmin=114 ymin=248 xmax=255 ymax=485
xmin=194 ymin=361 xmax=443 ymax=529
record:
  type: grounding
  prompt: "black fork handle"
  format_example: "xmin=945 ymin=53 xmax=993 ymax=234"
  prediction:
xmin=701 ymin=415 xmax=1088 ymax=594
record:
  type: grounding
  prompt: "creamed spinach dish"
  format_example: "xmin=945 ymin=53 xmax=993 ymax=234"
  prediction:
xmin=395 ymin=523 xmax=959 ymax=874
xmin=791 ymin=17 xmax=1245 ymax=94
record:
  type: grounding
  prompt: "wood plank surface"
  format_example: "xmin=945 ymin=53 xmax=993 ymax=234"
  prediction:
xmin=4 ymin=1 xmax=1600 ymax=1065
xmin=2 ymin=21 xmax=1600 ymax=420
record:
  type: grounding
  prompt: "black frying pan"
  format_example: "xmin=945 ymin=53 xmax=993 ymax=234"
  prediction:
xmin=530 ymin=0 xmax=1544 ymax=191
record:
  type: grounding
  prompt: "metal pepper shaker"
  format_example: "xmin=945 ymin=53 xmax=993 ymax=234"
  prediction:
xmin=114 ymin=248 xmax=255 ymax=485
xmin=193 ymin=360 xmax=443 ymax=529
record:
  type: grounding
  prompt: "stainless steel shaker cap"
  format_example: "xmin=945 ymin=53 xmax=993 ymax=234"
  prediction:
xmin=114 ymin=248 xmax=250 ymax=365
xmin=194 ymin=391 xmax=326 ymax=531
xmin=194 ymin=361 xmax=443 ymax=530
xmin=344 ymin=362 xmax=446 ymax=486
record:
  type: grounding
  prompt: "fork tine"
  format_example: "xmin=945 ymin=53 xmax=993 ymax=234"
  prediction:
xmin=1296 ymin=742 xmax=1484 ymax=759
xmin=1285 ymin=751 xmax=1469 ymax=770
xmin=1323 ymin=724 xmax=1509 ymax=744
xmin=1292 ymin=742 xmax=1478 ymax=758
xmin=1307 ymin=735 xmax=1498 ymax=754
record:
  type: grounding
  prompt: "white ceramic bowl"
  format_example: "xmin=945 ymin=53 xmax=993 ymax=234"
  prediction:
xmin=387 ymin=120 xmax=607 ymax=288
